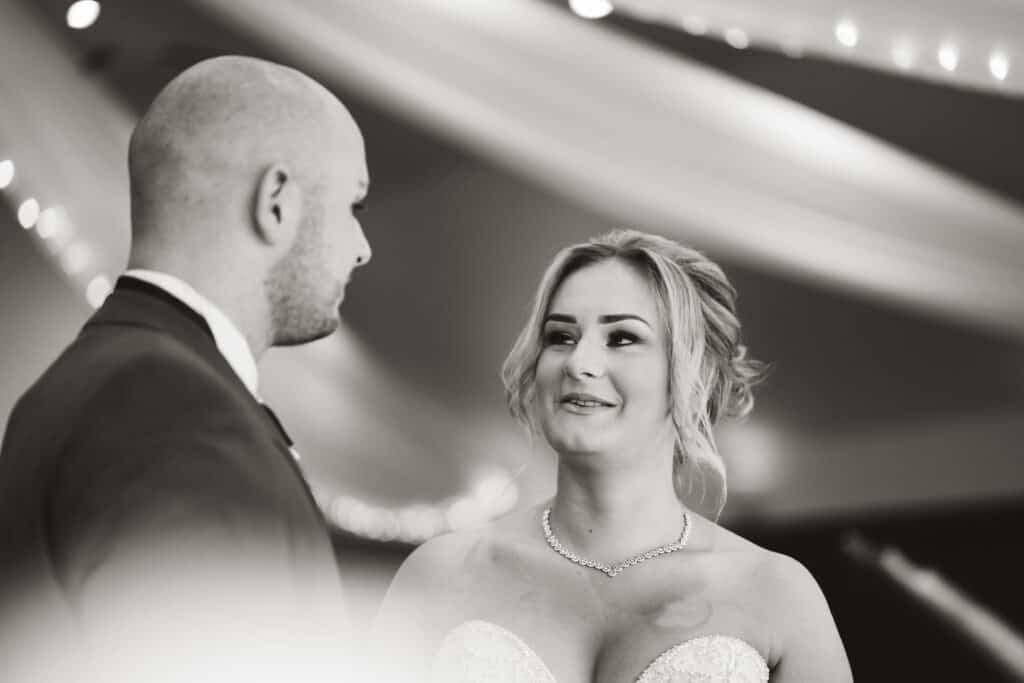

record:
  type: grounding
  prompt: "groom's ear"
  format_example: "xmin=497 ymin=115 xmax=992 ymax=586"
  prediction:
xmin=253 ymin=162 xmax=301 ymax=246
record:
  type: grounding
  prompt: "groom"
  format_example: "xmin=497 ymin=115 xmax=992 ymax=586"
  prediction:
xmin=0 ymin=56 xmax=370 ymax=681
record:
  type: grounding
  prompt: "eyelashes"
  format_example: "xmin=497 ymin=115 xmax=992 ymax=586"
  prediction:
xmin=543 ymin=330 xmax=576 ymax=347
xmin=542 ymin=329 xmax=640 ymax=347
xmin=352 ymin=201 xmax=367 ymax=214
xmin=607 ymin=331 xmax=639 ymax=347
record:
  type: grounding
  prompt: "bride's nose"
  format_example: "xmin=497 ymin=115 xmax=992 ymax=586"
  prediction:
xmin=564 ymin=336 xmax=605 ymax=380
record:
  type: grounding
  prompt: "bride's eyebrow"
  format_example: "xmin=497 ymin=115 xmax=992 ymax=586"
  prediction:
xmin=599 ymin=314 xmax=651 ymax=328
xmin=543 ymin=313 xmax=652 ymax=328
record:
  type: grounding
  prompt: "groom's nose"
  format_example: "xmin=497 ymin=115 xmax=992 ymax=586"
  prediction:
xmin=354 ymin=223 xmax=371 ymax=267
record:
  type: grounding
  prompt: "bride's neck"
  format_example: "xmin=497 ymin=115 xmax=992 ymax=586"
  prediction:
xmin=549 ymin=451 xmax=685 ymax=562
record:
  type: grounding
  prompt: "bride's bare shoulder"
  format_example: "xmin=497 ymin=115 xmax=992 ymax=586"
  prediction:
xmin=692 ymin=515 xmax=811 ymax=594
xmin=392 ymin=501 xmax=547 ymax=588
xmin=697 ymin=515 xmax=835 ymax=627
xmin=707 ymin=519 xmax=807 ymax=571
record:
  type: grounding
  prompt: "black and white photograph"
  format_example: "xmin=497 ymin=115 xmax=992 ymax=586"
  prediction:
xmin=1 ymin=1 xmax=1023 ymax=681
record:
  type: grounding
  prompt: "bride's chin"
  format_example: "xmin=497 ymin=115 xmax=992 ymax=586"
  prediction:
xmin=549 ymin=434 xmax=607 ymax=459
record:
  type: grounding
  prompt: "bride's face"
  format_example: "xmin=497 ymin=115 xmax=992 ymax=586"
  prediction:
xmin=534 ymin=258 xmax=672 ymax=459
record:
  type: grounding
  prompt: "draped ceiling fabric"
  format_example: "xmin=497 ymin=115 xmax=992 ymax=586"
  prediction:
xmin=610 ymin=0 xmax=1024 ymax=99
xmin=192 ymin=0 xmax=1024 ymax=340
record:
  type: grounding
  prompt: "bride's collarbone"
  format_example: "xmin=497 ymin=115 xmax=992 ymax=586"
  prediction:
xmin=471 ymin=538 xmax=730 ymax=619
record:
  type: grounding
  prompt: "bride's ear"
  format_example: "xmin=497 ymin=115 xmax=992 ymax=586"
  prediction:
xmin=253 ymin=162 xmax=301 ymax=246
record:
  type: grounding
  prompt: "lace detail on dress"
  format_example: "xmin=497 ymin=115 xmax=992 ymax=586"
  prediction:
xmin=431 ymin=620 xmax=558 ymax=683
xmin=635 ymin=635 xmax=769 ymax=683
xmin=431 ymin=621 xmax=769 ymax=683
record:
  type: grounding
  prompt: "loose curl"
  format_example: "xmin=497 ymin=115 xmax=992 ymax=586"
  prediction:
xmin=501 ymin=229 xmax=768 ymax=520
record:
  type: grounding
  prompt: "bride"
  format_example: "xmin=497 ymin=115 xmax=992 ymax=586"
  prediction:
xmin=373 ymin=230 xmax=852 ymax=682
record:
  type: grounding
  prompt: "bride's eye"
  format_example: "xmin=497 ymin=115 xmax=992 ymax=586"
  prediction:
xmin=352 ymin=201 xmax=367 ymax=214
xmin=608 ymin=330 xmax=639 ymax=347
xmin=543 ymin=330 xmax=576 ymax=346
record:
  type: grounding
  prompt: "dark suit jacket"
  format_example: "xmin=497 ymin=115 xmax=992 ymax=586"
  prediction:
xmin=0 ymin=278 xmax=347 ymax=680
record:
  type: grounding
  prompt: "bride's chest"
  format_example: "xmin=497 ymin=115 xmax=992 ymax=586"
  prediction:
xmin=435 ymin=615 xmax=770 ymax=683
xmin=466 ymin=577 xmax=770 ymax=683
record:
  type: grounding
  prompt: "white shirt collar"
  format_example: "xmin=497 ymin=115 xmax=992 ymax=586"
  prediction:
xmin=123 ymin=268 xmax=260 ymax=398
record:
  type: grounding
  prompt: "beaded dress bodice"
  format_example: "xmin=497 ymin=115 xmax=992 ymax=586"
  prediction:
xmin=431 ymin=620 xmax=769 ymax=682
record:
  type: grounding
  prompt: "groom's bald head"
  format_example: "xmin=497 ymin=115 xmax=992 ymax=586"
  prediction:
xmin=129 ymin=55 xmax=358 ymax=240
xmin=127 ymin=56 xmax=371 ymax=351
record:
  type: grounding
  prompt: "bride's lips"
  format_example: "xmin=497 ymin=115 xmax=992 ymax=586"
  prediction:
xmin=560 ymin=392 xmax=617 ymax=411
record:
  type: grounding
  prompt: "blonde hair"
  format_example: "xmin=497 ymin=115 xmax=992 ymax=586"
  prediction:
xmin=501 ymin=229 xmax=767 ymax=519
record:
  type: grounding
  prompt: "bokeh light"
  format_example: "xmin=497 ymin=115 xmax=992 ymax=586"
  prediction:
xmin=62 ymin=242 xmax=92 ymax=275
xmin=834 ymin=20 xmax=859 ymax=48
xmin=989 ymin=52 xmax=1010 ymax=81
xmin=86 ymin=274 xmax=112 ymax=309
xmin=724 ymin=28 xmax=749 ymax=50
xmin=938 ymin=43 xmax=959 ymax=71
xmin=0 ymin=160 xmax=14 ymax=189
xmin=679 ymin=15 xmax=708 ymax=36
xmin=66 ymin=1 xmax=101 ymax=30
xmin=892 ymin=41 xmax=915 ymax=70
xmin=17 ymin=198 xmax=40 ymax=228
xmin=568 ymin=0 xmax=612 ymax=20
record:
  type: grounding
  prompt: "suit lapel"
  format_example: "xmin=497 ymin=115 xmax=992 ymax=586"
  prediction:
xmin=85 ymin=279 xmax=328 ymax=524
xmin=85 ymin=280 xmax=290 ymax=461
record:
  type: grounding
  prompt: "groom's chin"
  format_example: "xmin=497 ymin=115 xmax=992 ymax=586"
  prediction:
xmin=274 ymin=316 xmax=340 ymax=347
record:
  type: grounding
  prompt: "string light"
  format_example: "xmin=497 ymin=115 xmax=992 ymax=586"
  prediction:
xmin=568 ymin=0 xmax=613 ymax=20
xmin=989 ymin=52 xmax=1010 ymax=81
xmin=319 ymin=471 xmax=516 ymax=543
xmin=17 ymin=198 xmax=40 ymax=228
xmin=938 ymin=42 xmax=959 ymax=71
xmin=470 ymin=468 xmax=519 ymax=513
xmin=892 ymin=41 xmax=915 ymax=70
xmin=85 ymin=274 xmax=112 ymax=309
xmin=0 ymin=160 xmax=13 ymax=189
xmin=445 ymin=496 xmax=485 ymax=530
xmin=834 ymin=20 xmax=859 ymax=48
xmin=397 ymin=505 xmax=446 ymax=542
xmin=35 ymin=206 xmax=61 ymax=239
xmin=598 ymin=5 xmax=1022 ymax=95
xmin=723 ymin=28 xmax=749 ymax=50
xmin=3 ymin=156 xmax=111 ymax=309
xmin=66 ymin=1 xmax=101 ymax=30
xmin=62 ymin=242 xmax=92 ymax=275
xmin=679 ymin=15 xmax=708 ymax=36
xmin=780 ymin=39 xmax=804 ymax=58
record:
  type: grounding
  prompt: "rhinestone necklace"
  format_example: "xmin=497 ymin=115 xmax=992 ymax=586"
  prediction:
xmin=541 ymin=507 xmax=691 ymax=578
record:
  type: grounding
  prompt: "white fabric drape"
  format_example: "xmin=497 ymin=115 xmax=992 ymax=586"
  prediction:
xmin=191 ymin=0 xmax=1024 ymax=339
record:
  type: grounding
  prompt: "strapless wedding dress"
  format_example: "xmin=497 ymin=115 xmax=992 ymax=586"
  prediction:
xmin=431 ymin=620 xmax=769 ymax=682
